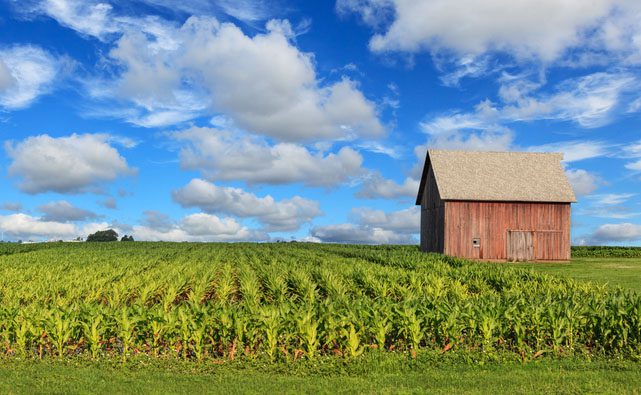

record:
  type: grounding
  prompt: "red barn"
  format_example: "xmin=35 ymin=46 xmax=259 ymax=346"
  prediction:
xmin=416 ymin=150 xmax=576 ymax=261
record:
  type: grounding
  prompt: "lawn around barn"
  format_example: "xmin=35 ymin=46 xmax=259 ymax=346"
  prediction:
xmin=514 ymin=257 xmax=641 ymax=294
xmin=0 ymin=243 xmax=640 ymax=394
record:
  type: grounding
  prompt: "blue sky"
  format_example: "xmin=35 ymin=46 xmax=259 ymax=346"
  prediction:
xmin=1 ymin=0 xmax=641 ymax=245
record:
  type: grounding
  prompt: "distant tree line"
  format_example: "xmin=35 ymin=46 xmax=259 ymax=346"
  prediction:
xmin=86 ymin=229 xmax=134 ymax=242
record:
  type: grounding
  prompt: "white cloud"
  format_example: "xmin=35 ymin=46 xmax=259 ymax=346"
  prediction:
xmin=37 ymin=0 xmax=119 ymax=40
xmin=623 ymin=140 xmax=641 ymax=157
xmin=357 ymin=173 xmax=419 ymax=200
xmin=0 ymin=45 xmax=67 ymax=109
xmin=61 ymin=8 xmax=385 ymax=140
xmin=589 ymin=193 xmax=635 ymax=206
xmin=588 ymin=222 xmax=641 ymax=244
xmin=357 ymin=141 xmax=403 ymax=159
xmin=175 ymin=17 xmax=383 ymax=140
xmin=0 ymin=59 xmax=15 ymax=91
xmin=578 ymin=193 xmax=640 ymax=219
xmin=419 ymin=100 xmax=515 ymax=152
xmin=338 ymin=0 xmax=641 ymax=63
xmin=626 ymin=160 xmax=641 ymax=171
xmin=565 ymin=169 xmax=601 ymax=197
xmin=216 ymin=0 xmax=274 ymax=21
xmin=0 ymin=213 xmax=109 ymax=241
xmin=310 ymin=206 xmax=418 ymax=244
xmin=498 ymin=72 xmax=637 ymax=128
xmin=580 ymin=207 xmax=641 ymax=219
xmin=350 ymin=206 xmax=419 ymax=233
xmin=422 ymin=72 xmax=637 ymax=138
xmin=438 ymin=55 xmax=496 ymax=87
xmin=172 ymin=179 xmax=322 ymax=231
xmin=623 ymin=141 xmax=641 ymax=171
xmin=310 ymin=223 xmax=415 ymax=244
xmin=528 ymin=140 xmax=612 ymax=163
xmin=6 ymin=133 xmax=135 ymax=194
xmin=172 ymin=127 xmax=365 ymax=187
xmin=132 ymin=212 xmax=267 ymax=242
xmin=132 ymin=0 xmax=276 ymax=22
xmin=427 ymin=129 xmax=515 ymax=152
xmin=38 ymin=200 xmax=99 ymax=222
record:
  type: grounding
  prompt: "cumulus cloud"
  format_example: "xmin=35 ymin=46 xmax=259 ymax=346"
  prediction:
xmin=565 ymin=169 xmax=601 ymax=197
xmin=0 ymin=45 xmax=67 ymax=109
xmin=173 ymin=178 xmax=321 ymax=231
xmin=357 ymin=173 xmax=419 ymax=200
xmin=0 ymin=213 xmax=109 ymax=241
xmin=132 ymin=212 xmax=267 ymax=242
xmin=6 ymin=133 xmax=135 ymax=194
xmin=350 ymin=206 xmax=419 ymax=234
xmin=310 ymin=206 xmax=418 ymax=244
xmin=311 ymin=223 xmax=415 ymax=244
xmin=44 ymin=2 xmax=384 ymax=140
xmin=338 ymin=0 xmax=641 ymax=64
xmin=146 ymin=17 xmax=382 ymax=139
xmin=172 ymin=127 xmax=365 ymax=187
xmin=38 ymin=200 xmax=99 ymax=222
xmin=586 ymin=222 xmax=641 ymax=244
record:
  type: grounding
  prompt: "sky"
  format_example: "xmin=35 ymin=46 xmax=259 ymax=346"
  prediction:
xmin=0 ymin=0 xmax=641 ymax=245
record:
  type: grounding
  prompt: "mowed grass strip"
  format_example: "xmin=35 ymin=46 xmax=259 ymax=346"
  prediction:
xmin=511 ymin=257 xmax=641 ymax=293
xmin=1 ymin=357 xmax=640 ymax=394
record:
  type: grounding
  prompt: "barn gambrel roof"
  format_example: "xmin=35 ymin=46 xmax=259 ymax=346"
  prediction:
xmin=416 ymin=150 xmax=577 ymax=205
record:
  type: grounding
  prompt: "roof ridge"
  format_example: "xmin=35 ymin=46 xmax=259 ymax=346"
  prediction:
xmin=427 ymin=149 xmax=564 ymax=155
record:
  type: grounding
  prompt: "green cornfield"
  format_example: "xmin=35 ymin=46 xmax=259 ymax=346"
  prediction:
xmin=571 ymin=246 xmax=641 ymax=258
xmin=0 ymin=242 xmax=640 ymax=362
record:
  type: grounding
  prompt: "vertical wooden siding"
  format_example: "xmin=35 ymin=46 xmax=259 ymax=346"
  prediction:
xmin=443 ymin=201 xmax=571 ymax=260
xmin=420 ymin=166 xmax=445 ymax=252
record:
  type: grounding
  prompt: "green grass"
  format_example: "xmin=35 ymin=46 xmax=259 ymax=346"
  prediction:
xmin=1 ymin=355 xmax=641 ymax=394
xmin=512 ymin=257 xmax=641 ymax=293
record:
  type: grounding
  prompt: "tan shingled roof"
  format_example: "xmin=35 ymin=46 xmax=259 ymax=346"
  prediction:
xmin=416 ymin=150 xmax=576 ymax=204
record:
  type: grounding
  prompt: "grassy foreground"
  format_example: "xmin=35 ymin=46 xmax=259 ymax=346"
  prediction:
xmin=1 ymin=242 xmax=641 ymax=393
xmin=1 ymin=355 xmax=641 ymax=394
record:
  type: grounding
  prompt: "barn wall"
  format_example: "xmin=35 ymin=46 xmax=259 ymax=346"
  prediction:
xmin=420 ymin=166 xmax=445 ymax=253
xmin=443 ymin=201 xmax=571 ymax=260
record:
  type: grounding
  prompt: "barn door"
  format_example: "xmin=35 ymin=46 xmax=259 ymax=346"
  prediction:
xmin=508 ymin=231 xmax=534 ymax=262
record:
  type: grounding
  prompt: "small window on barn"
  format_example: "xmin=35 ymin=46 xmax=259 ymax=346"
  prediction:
xmin=472 ymin=238 xmax=480 ymax=247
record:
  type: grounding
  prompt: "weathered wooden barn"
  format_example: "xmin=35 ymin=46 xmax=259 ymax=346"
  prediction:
xmin=416 ymin=150 xmax=576 ymax=261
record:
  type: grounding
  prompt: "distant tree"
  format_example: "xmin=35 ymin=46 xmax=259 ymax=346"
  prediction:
xmin=120 ymin=235 xmax=134 ymax=242
xmin=87 ymin=229 xmax=118 ymax=242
